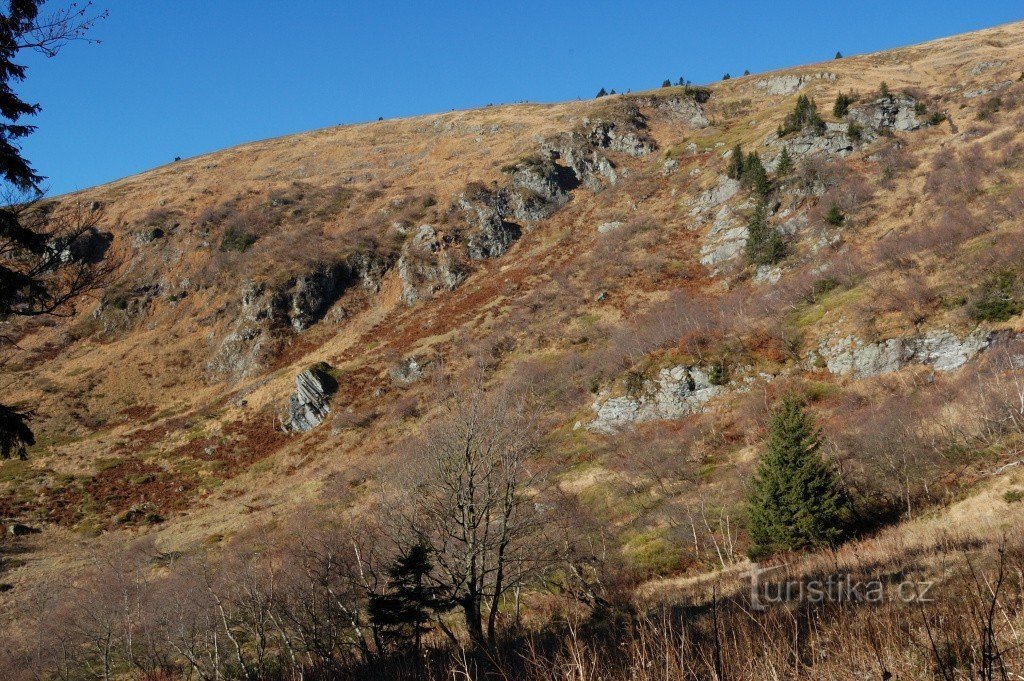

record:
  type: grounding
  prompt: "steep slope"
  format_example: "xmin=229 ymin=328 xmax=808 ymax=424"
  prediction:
xmin=4 ymin=19 xmax=1024 ymax=656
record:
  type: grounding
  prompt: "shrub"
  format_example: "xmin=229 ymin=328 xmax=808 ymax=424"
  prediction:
xmin=220 ymin=226 xmax=258 ymax=252
xmin=978 ymin=96 xmax=1002 ymax=121
xmin=745 ymin=201 xmax=785 ymax=266
xmin=778 ymin=95 xmax=826 ymax=137
xmin=969 ymin=270 xmax=1023 ymax=322
xmin=1004 ymin=489 xmax=1024 ymax=504
xmin=746 ymin=395 xmax=850 ymax=559
xmin=708 ymin=361 xmax=729 ymax=386
xmin=847 ymin=120 xmax=863 ymax=142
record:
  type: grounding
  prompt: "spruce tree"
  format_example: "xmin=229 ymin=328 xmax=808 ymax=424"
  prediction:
xmin=833 ymin=92 xmax=854 ymax=118
xmin=775 ymin=146 xmax=794 ymax=176
xmin=747 ymin=396 xmax=849 ymax=559
xmin=595 ymin=87 xmax=607 ymax=98
xmin=662 ymin=79 xmax=671 ymax=88
xmin=824 ymin=203 xmax=845 ymax=226
xmin=369 ymin=542 xmax=450 ymax=658
xmin=744 ymin=200 xmax=784 ymax=266
xmin=0 ymin=3 xmax=106 ymax=460
xmin=726 ymin=144 xmax=744 ymax=180
xmin=743 ymin=151 xmax=771 ymax=197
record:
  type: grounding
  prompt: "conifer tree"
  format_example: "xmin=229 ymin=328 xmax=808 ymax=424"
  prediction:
xmin=833 ymin=92 xmax=854 ymax=118
xmin=0 ymin=2 xmax=107 ymax=460
xmin=747 ymin=395 xmax=850 ymax=559
xmin=369 ymin=542 xmax=451 ymax=658
xmin=775 ymin=146 xmax=794 ymax=176
xmin=726 ymin=144 xmax=745 ymax=180
xmin=835 ymin=51 xmax=843 ymax=59
xmin=743 ymin=151 xmax=771 ymax=197
xmin=824 ymin=203 xmax=845 ymax=226
xmin=662 ymin=79 xmax=671 ymax=88
xmin=744 ymin=200 xmax=784 ymax=266
xmin=595 ymin=87 xmax=607 ymax=98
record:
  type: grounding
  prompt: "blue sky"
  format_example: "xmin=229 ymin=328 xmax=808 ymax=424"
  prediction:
xmin=16 ymin=1 xmax=1024 ymax=195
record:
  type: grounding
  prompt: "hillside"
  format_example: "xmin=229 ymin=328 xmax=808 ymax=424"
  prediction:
xmin=4 ymin=19 xmax=1024 ymax=679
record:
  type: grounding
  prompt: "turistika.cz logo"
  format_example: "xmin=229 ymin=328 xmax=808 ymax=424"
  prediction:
xmin=747 ymin=563 xmax=935 ymax=611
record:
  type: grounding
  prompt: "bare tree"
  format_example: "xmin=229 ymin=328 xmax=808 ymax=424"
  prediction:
xmin=385 ymin=376 xmax=550 ymax=650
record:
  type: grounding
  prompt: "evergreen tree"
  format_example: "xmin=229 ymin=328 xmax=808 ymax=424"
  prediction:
xmin=775 ymin=146 xmax=794 ymax=176
xmin=835 ymin=51 xmax=843 ymax=59
xmin=662 ymin=79 xmax=671 ymax=88
xmin=879 ymin=81 xmax=891 ymax=98
xmin=747 ymin=395 xmax=850 ymax=559
xmin=744 ymin=200 xmax=784 ymax=266
xmin=726 ymin=143 xmax=745 ymax=180
xmin=778 ymin=95 xmax=826 ymax=136
xmin=677 ymin=76 xmax=686 ymax=86
xmin=833 ymin=91 xmax=854 ymax=118
xmin=369 ymin=542 xmax=451 ymax=658
xmin=0 ymin=2 xmax=107 ymax=460
xmin=743 ymin=69 xmax=750 ymax=76
xmin=595 ymin=87 xmax=607 ymax=98
xmin=722 ymin=73 xmax=731 ymax=80
xmin=824 ymin=203 xmax=845 ymax=226
xmin=743 ymin=151 xmax=771 ymax=197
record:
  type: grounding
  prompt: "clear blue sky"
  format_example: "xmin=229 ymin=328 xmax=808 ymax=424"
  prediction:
xmin=16 ymin=0 xmax=1024 ymax=195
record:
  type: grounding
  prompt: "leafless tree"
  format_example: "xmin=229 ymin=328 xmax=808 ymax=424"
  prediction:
xmin=384 ymin=376 xmax=551 ymax=650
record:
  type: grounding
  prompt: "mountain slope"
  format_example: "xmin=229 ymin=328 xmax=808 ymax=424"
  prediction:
xmin=5 ymin=20 xmax=1024 ymax=673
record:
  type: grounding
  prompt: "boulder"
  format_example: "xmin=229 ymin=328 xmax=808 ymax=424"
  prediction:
xmin=284 ymin=365 xmax=338 ymax=433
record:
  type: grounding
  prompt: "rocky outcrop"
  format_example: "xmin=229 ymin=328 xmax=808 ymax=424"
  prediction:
xmin=848 ymin=94 xmax=926 ymax=132
xmin=545 ymin=133 xmax=617 ymax=192
xmin=767 ymin=121 xmax=860 ymax=159
xmin=398 ymin=225 xmax=467 ymax=305
xmin=636 ymin=94 xmax=710 ymax=128
xmin=699 ymin=205 xmax=747 ymax=269
xmin=587 ymin=119 xmax=655 ymax=156
xmin=815 ymin=329 xmax=994 ymax=379
xmin=283 ymin=365 xmax=338 ymax=432
xmin=587 ymin=365 xmax=724 ymax=433
xmin=388 ymin=357 xmax=424 ymax=385
xmin=210 ymin=251 xmax=394 ymax=376
xmin=754 ymin=72 xmax=836 ymax=96
xmin=689 ymin=176 xmax=741 ymax=217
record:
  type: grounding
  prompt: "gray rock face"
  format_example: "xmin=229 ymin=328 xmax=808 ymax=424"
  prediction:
xmin=388 ymin=357 xmax=424 ymax=385
xmin=589 ymin=121 xmax=655 ymax=156
xmin=768 ymin=121 xmax=860 ymax=159
xmin=546 ymin=133 xmax=618 ymax=191
xmin=398 ymin=225 xmax=467 ymax=305
xmin=849 ymin=94 xmax=924 ymax=132
xmin=640 ymin=95 xmax=710 ymax=128
xmin=210 ymin=252 xmax=394 ymax=377
xmin=754 ymin=72 xmax=837 ymax=95
xmin=817 ymin=329 xmax=992 ymax=379
xmin=689 ymin=176 xmax=741 ymax=217
xmin=587 ymin=365 xmax=723 ymax=433
xmin=597 ymin=221 xmax=624 ymax=234
xmin=284 ymin=367 xmax=337 ymax=433
xmin=699 ymin=205 xmax=747 ymax=269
